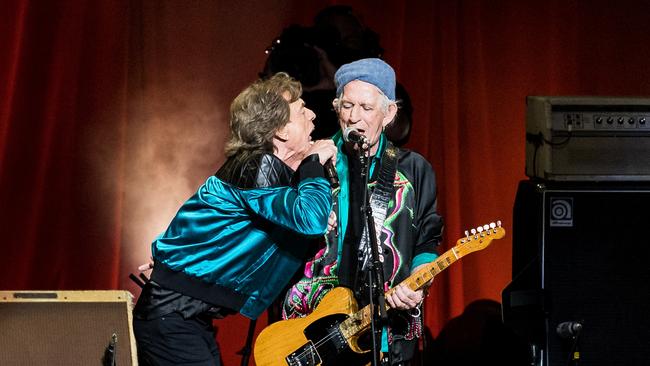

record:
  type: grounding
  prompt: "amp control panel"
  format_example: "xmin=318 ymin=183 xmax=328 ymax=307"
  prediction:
xmin=525 ymin=96 xmax=650 ymax=181
xmin=552 ymin=105 xmax=650 ymax=132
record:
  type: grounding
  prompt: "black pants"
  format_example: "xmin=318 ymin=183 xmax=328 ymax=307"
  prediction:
xmin=134 ymin=312 xmax=221 ymax=366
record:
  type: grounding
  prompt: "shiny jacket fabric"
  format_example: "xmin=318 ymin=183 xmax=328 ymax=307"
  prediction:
xmin=282 ymin=134 xmax=443 ymax=364
xmin=282 ymin=135 xmax=443 ymax=318
xmin=150 ymin=153 xmax=332 ymax=319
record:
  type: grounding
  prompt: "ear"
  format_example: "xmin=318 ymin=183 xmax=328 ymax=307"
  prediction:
xmin=275 ymin=124 xmax=289 ymax=141
xmin=382 ymin=103 xmax=398 ymax=128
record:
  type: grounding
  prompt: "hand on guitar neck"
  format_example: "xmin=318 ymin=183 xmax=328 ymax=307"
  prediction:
xmin=385 ymin=268 xmax=429 ymax=311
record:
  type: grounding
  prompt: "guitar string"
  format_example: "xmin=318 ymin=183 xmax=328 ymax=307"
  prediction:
xmin=293 ymin=330 xmax=340 ymax=363
xmin=293 ymin=271 xmax=443 ymax=362
xmin=293 ymin=307 xmax=380 ymax=364
xmin=291 ymin=278 xmax=428 ymax=362
xmin=293 ymin=311 xmax=382 ymax=364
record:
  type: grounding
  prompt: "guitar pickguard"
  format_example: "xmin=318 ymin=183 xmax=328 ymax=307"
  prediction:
xmin=285 ymin=341 xmax=321 ymax=366
xmin=283 ymin=314 xmax=370 ymax=366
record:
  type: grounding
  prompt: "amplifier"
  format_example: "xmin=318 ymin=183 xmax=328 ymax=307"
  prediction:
xmin=504 ymin=180 xmax=650 ymax=366
xmin=525 ymin=96 xmax=650 ymax=181
xmin=0 ymin=290 xmax=137 ymax=365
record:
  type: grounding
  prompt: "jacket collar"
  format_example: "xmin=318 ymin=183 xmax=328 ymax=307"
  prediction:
xmin=215 ymin=153 xmax=294 ymax=189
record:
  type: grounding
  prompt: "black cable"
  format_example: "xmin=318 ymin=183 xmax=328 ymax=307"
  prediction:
xmin=543 ymin=130 xmax=573 ymax=147
xmin=526 ymin=128 xmax=573 ymax=177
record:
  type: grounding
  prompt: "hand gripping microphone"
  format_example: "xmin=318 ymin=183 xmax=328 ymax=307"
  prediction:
xmin=343 ymin=127 xmax=367 ymax=145
xmin=556 ymin=321 xmax=583 ymax=339
xmin=324 ymin=160 xmax=339 ymax=189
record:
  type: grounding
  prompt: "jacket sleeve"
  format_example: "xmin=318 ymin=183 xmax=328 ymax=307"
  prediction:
xmin=239 ymin=155 xmax=332 ymax=236
xmin=409 ymin=152 xmax=444 ymax=258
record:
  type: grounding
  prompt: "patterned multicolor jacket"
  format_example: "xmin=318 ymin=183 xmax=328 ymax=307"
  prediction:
xmin=282 ymin=133 xmax=444 ymax=363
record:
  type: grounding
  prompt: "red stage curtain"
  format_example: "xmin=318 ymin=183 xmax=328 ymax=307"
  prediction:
xmin=2 ymin=1 xmax=650 ymax=364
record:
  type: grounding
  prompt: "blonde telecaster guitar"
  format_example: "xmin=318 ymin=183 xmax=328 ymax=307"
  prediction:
xmin=254 ymin=221 xmax=505 ymax=366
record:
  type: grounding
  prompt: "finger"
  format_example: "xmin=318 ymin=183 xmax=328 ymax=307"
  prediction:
xmin=138 ymin=262 xmax=153 ymax=271
xmin=389 ymin=292 xmax=407 ymax=310
xmin=327 ymin=212 xmax=337 ymax=235
xmin=395 ymin=285 xmax=419 ymax=308
xmin=386 ymin=295 xmax=395 ymax=308
xmin=386 ymin=293 xmax=398 ymax=309
xmin=413 ymin=289 xmax=424 ymax=303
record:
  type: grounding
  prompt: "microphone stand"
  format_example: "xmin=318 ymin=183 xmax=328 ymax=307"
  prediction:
xmin=358 ymin=144 xmax=389 ymax=366
xmin=566 ymin=330 xmax=581 ymax=366
xmin=237 ymin=319 xmax=256 ymax=366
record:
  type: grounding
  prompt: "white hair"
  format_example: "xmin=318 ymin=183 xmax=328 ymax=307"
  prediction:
xmin=333 ymin=85 xmax=396 ymax=114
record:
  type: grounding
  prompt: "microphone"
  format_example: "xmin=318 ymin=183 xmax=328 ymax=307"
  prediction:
xmin=556 ymin=321 xmax=582 ymax=339
xmin=324 ymin=160 xmax=339 ymax=189
xmin=343 ymin=127 xmax=367 ymax=145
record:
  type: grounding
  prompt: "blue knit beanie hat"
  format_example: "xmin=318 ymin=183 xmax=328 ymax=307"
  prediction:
xmin=334 ymin=58 xmax=396 ymax=100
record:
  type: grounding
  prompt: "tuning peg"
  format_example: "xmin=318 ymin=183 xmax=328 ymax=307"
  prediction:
xmin=462 ymin=230 xmax=470 ymax=243
xmin=497 ymin=220 xmax=502 ymax=227
xmin=471 ymin=228 xmax=477 ymax=235
xmin=477 ymin=226 xmax=484 ymax=233
xmin=489 ymin=222 xmax=496 ymax=229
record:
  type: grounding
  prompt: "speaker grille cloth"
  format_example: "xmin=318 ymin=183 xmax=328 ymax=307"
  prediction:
xmin=0 ymin=302 xmax=133 ymax=365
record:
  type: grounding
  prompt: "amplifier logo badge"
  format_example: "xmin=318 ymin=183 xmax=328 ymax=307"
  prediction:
xmin=550 ymin=197 xmax=573 ymax=227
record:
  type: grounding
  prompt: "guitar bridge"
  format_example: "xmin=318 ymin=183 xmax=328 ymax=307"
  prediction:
xmin=285 ymin=340 xmax=322 ymax=366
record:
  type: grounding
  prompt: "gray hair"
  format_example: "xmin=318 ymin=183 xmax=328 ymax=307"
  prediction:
xmin=333 ymin=85 xmax=397 ymax=116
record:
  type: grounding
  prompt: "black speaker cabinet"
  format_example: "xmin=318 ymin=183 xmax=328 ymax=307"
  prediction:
xmin=0 ymin=290 xmax=137 ymax=365
xmin=503 ymin=180 xmax=650 ymax=366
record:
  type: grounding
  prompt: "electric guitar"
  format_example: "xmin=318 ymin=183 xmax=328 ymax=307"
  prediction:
xmin=253 ymin=221 xmax=505 ymax=366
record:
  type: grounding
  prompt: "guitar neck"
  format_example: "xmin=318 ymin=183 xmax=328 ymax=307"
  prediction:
xmin=339 ymin=223 xmax=505 ymax=339
xmin=339 ymin=247 xmax=461 ymax=338
xmin=388 ymin=248 xmax=460 ymax=296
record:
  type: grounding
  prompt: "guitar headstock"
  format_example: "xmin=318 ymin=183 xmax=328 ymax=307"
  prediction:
xmin=454 ymin=221 xmax=505 ymax=256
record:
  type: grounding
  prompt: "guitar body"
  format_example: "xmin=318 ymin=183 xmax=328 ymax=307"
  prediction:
xmin=254 ymin=287 xmax=370 ymax=366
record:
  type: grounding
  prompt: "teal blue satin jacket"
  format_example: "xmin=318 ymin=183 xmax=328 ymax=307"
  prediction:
xmin=150 ymin=153 xmax=332 ymax=319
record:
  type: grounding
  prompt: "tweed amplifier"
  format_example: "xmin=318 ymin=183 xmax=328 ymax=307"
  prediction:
xmin=0 ymin=290 xmax=137 ymax=365
xmin=525 ymin=96 xmax=650 ymax=181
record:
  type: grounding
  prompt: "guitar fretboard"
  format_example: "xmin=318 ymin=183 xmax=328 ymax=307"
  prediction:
xmin=338 ymin=226 xmax=504 ymax=339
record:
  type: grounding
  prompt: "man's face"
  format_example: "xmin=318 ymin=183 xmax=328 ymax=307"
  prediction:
xmin=336 ymin=80 xmax=396 ymax=155
xmin=276 ymin=93 xmax=316 ymax=156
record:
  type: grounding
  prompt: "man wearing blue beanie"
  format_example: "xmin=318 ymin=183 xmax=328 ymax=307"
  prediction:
xmin=281 ymin=58 xmax=444 ymax=365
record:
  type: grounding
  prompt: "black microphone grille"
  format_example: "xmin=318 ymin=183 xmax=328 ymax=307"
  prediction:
xmin=343 ymin=127 xmax=357 ymax=142
xmin=556 ymin=321 xmax=583 ymax=339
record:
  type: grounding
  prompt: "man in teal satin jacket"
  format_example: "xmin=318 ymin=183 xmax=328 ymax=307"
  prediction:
xmin=133 ymin=73 xmax=337 ymax=366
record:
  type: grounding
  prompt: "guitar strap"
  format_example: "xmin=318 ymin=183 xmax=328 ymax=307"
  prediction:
xmin=355 ymin=142 xmax=399 ymax=286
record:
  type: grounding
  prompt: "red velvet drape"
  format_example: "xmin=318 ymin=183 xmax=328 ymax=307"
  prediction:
xmin=3 ymin=1 xmax=650 ymax=364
